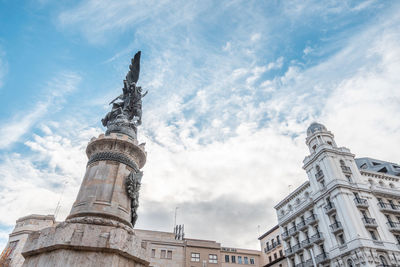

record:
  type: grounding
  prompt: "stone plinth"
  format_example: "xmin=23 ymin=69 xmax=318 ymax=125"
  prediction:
xmin=67 ymin=133 xmax=146 ymax=227
xmin=21 ymin=132 xmax=148 ymax=266
xmin=21 ymin=221 xmax=149 ymax=267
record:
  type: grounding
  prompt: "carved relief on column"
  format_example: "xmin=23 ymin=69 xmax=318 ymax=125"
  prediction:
xmin=67 ymin=133 xmax=146 ymax=227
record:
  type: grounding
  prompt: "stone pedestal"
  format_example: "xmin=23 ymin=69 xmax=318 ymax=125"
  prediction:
xmin=21 ymin=133 xmax=149 ymax=267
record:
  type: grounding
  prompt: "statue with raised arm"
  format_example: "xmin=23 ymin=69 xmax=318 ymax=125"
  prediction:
xmin=102 ymin=51 xmax=148 ymax=139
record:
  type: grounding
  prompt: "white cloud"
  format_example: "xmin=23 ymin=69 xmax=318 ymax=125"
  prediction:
xmin=0 ymin=72 xmax=80 ymax=149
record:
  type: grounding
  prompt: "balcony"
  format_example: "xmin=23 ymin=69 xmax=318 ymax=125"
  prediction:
xmin=324 ymin=202 xmax=336 ymax=214
xmin=362 ymin=217 xmax=378 ymax=228
xmin=301 ymin=238 xmax=312 ymax=249
xmin=291 ymin=243 xmax=303 ymax=253
xmin=297 ymin=220 xmax=307 ymax=231
xmin=378 ymin=202 xmax=400 ymax=214
xmin=315 ymin=170 xmax=324 ymax=180
xmin=304 ymin=259 xmax=314 ymax=267
xmin=315 ymin=252 xmax=329 ymax=264
xmin=341 ymin=165 xmax=352 ymax=174
xmin=282 ymin=231 xmax=290 ymax=240
xmin=354 ymin=197 xmax=369 ymax=208
xmin=264 ymin=241 xmax=280 ymax=252
xmin=305 ymin=214 xmax=318 ymax=225
xmin=309 ymin=232 xmax=324 ymax=244
xmin=387 ymin=221 xmax=400 ymax=233
xmin=288 ymin=225 xmax=298 ymax=236
xmin=285 ymin=247 xmax=293 ymax=256
xmin=330 ymin=221 xmax=343 ymax=233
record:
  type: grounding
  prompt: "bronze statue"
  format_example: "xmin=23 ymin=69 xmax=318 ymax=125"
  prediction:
xmin=102 ymin=51 xmax=147 ymax=139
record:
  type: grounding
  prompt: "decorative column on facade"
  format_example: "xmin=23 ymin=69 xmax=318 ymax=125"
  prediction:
xmin=21 ymin=51 xmax=150 ymax=267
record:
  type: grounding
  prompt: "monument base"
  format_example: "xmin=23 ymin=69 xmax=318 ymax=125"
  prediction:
xmin=21 ymin=221 xmax=149 ymax=267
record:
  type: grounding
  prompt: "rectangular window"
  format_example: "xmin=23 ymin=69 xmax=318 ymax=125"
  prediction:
xmin=161 ymin=250 xmax=166 ymax=259
xmin=225 ymin=255 xmax=229 ymax=262
xmin=238 ymin=256 xmax=242 ymax=264
xmin=151 ymin=249 xmax=156 ymax=258
xmin=250 ymin=258 xmax=255 ymax=265
xmin=279 ymin=250 xmax=283 ymax=257
xmin=369 ymin=231 xmax=377 ymax=240
xmin=268 ymin=256 xmax=272 ymax=262
xmin=244 ymin=257 xmax=248 ymax=264
xmin=274 ymin=253 xmax=277 ymax=260
xmin=191 ymin=253 xmax=200 ymax=262
xmin=167 ymin=250 xmax=172 ymax=259
xmin=209 ymin=254 xmax=218 ymax=264
xmin=231 ymin=256 xmax=236 ymax=263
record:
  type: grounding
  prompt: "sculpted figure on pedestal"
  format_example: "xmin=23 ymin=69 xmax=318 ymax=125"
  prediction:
xmin=102 ymin=51 xmax=148 ymax=138
xmin=126 ymin=170 xmax=143 ymax=226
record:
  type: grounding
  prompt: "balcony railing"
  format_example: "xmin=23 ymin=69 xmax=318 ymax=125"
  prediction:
xmin=341 ymin=165 xmax=352 ymax=174
xmin=324 ymin=202 xmax=336 ymax=214
xmin=309 ymin=232 xmax=324 ymax=243
xmin=282 ymin=231 xmax=289 ymax=239
xmin=301 ymin=237 xmax=311 ymax=247
xmin=291 ymin=243 xmax=303 ymax=253
xmin=387 ymin=221 xmax=400 ymax=232
xmin=305 ymin=214 xmax=318 ymax=225
xmin=285 ymin=247 xmax=293 ymax=256
xmin=330 ymin=221 xmax=343 ymax=233
xmin=362 ymin=217 xmax=378 ymax=228
xmin=378 ymin=202 xmax=400 ymax=214
xmin=265 ymin=241 xmax=280 ymax=252
xmin=288 ymin=225 xmax=298 ymax=236
xmin=304 ymin=259 xmax=314 ymax=267
xmin=354 ymin=197 xmax=368 ymax=208
xmin=297 ymin=220 xmax=307 ymax=230
xmin=315 ymin=170 xmax=324 ymax=180
xmin=315 ymin=252 xmax=329 ymax=264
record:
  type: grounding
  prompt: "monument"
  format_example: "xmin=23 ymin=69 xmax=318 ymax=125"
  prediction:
xmin=20 ymin=52 xmax=149 ymax=267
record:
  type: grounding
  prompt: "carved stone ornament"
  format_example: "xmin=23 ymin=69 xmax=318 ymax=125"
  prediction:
xmin=87 ymin=151 xmax=139 ymax=171
xmin=126 ymin=171 xmax=143 ymax=226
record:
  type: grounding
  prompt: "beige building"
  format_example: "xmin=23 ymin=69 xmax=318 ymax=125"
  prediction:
xmin=2 ymin=216 xmax=261 ymax=267
xmin=0 ymin=214 xmax=55 ymax=267
xmin=221 ymin=247 xmax=260 ymax=267
xmin=258 ymin=226 xmax=287 ymax=267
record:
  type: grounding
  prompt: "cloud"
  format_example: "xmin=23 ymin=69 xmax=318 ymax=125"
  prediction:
xmin=2 ymin=0 xmax=400 ymax=252
xmin=0 ymin=72 xmax=80 ymax=149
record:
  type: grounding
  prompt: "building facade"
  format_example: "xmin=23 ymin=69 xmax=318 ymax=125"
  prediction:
xmin=275 ymin=123 xmax=400 ymax=267
xmin=258 ymin=225 xmax=287 ymax=267
xmin=0 ymin=215 xmax=55 ymax=267
xmin=2 ymin=219 xmax=260 ymax=267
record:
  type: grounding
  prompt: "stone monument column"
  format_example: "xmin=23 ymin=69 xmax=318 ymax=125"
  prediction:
xmin=21 ymin=51 xmax=150 ymax=267
xmin=67 ymin=133 xmax=146 ymax=228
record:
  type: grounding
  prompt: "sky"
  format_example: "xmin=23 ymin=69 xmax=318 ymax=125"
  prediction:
xmin=1 ymin=0 xmax=400 ymax=251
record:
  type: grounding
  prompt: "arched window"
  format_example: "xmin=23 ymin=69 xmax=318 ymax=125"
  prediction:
xmin=347 ymin=259 xmax=354 ymax=267
xmin=316 ymin=165 xmax=321 ymax=171
xmin=340 ymin=160 xmax=345 ymax=166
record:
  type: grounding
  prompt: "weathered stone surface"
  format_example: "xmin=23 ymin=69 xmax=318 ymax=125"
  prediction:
xmin=67 ymin=133 xmax=146 ymax=227
xmin=22 ymin=222 xmax=149 ymax=267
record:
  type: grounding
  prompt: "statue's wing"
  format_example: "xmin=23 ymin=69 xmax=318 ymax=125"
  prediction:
xmin=126 ymin=51 xmax=141 ymax=84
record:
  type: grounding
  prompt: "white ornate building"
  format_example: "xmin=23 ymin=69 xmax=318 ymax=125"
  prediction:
xmin=274 ymin=123 xmax=400 ymax=267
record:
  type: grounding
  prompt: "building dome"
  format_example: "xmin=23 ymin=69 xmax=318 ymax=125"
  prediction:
xmin=307 ymin=122 xmax=327 ymax=136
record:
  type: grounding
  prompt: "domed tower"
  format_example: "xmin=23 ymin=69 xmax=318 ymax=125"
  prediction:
xmin=306 ymin=122 xmax=337 ymax=154
xmin=303 ymin=122 xmax=357 ymax=191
